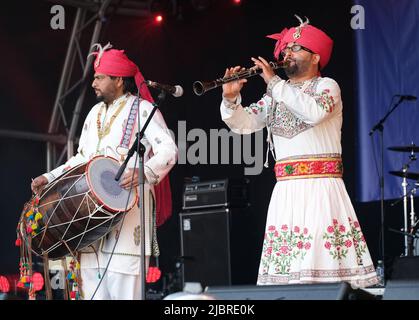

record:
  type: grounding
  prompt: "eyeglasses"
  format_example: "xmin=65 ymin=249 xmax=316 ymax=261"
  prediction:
xmin=280 ymin=44 xmax=314 ymax=57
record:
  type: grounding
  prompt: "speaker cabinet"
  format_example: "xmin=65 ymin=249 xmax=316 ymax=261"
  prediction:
xmin=204 ymin=282 xmax=375 ymax=300
xmin=390 ymin=256 xmax=419 ymax=280
xmin=383 ymin=280 xmax=419 ymax=300
xmin=179 ymin=208 xmax=259 ymax=288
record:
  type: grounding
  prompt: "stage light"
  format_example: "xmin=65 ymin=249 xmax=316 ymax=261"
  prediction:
xmin=154 ymin=14 xmax=164 ymax=23
xmin=146 ymin=266 xmax=162 ymax=283
xmin=32 ymin=272 xmax=44 ymax=292
xmin=0 ymin=276 xmax=10 ymax=293
xmin=233 ymin=0 xmax=242 ymax=4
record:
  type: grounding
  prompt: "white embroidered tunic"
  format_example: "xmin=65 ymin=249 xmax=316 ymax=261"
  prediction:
xmin=220 ymin=75 xmax=378 ymax=287
xmin=43 ymin=93 xmax=177 ymax=275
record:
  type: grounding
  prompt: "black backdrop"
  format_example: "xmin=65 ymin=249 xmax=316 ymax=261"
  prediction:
xmin=0 ymin=0 xmax=406 ymax=284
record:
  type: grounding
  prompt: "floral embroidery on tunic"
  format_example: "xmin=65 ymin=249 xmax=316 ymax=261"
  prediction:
xmin=349 ymin=217 xmax=367 ymax=265
xmin=269 ymin=101 xmax=312 ymax=138
xmin=258 ymin=265 xmax=378 ymax=287
xmin=244 ymin=100 xmax=265 ymax=115
xmin=275 ymin=156 xmax=343 ymax=180
xmin=322 ymin=218 xmax=367 ymax=264
xmin=313 ymin=89 xmax=335 ymax=113
xmin=300 ymin=78 xmax=335 ymax=112
xmin=268 ymin=77 xmax=336 ymax=138
xmin=260 ymin=224 xmax=313 ymax=275
xmin=298 ymin=76 xmax=321 ymax=94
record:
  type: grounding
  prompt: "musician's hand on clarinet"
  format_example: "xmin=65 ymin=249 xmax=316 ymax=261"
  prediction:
xmin=251 ymin=56 xmax=276 ymax=84
xmin=31 ymin=175 xmax=48 ymax=194
xmin=222 ymin=66 xmax=247 ymax=102
xmin=120 ymin=168 xmax=139 ymax=190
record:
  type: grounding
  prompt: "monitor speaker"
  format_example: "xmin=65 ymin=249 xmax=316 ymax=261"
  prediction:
xmin=204 ymin=282 xmax=375 ymax=300
xmin=383 ymin=280 xmax=419 ymax=300
xmin=389 ymin=256 xmax=419 ymax=280
xmin=179 ymin=207 xmax=259 ymax=288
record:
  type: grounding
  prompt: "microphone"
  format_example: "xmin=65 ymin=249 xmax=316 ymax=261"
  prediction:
xmin=370 ymin=94 xmax=417 ymax=136
xmin=145 ymin=80 xmax=184 ymax=97
xmin=396 ymin=94 xmax=417 ymax=101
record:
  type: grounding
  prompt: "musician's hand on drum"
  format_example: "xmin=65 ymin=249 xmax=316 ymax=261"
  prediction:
xmin=120 ymin=168 xmax=139 ymax=190
xmin=31 ymin=175 xmax=48 ymax=194
xmin=222 ymin=66 xmax=247 ymax=102
xmin=251 ymin=56 xmax=276 ymax=84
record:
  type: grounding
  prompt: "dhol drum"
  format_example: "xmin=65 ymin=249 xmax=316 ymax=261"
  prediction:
xmin=18 ymin=156 xmax=137 ymax=260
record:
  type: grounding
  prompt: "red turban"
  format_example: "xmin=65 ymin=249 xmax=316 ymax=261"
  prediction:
xmin=90 ymin=43 xmax=154 ymax=103
xmin=267 ymin=19 xmax=333 ymax=70
xmin=90 ymin=43 xmax=173 ymax=227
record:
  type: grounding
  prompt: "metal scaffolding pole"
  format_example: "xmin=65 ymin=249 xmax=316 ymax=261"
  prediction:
xmin=66 ymin=0 xmax=112 ymax=158
xmin=1 ymin=0 xmax=166 ymax=171
xmin=46 ymin=7 xmax=83 ymax=170
xmin=47 ymin=0 xmax=112 ymax=170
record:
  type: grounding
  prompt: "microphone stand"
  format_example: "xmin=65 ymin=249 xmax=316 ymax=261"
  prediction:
xmin=369 ymin=96 xmax=406 ymax=283
xmin=115 ymin=89 xmax=167 ymax=300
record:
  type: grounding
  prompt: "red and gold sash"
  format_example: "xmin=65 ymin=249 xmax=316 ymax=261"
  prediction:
xmin=274 ymin=155 xmax=343 ymax=181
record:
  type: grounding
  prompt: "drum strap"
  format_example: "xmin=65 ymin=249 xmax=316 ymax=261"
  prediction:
xmin=42 ymin=254 xmax=53 ymax=300
xmin=118 ymin=96 xmax=173 ymax=232
xmin=118 ymin=96 xmax=140 ymax=154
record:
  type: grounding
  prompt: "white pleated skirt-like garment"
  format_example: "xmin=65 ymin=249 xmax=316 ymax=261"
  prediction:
xmin=257 ymin=177 xmax=378 ymax=288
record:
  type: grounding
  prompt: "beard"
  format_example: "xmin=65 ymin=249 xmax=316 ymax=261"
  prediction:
xmin=284 ymin=59 xmax=311 ymax=78
xmin=284 ymin=63 xmax=298 ymax=77
xmin=95 ymin=90 xmax=113 ymax=105
xmin=95 ymin=94 xmax=105 ymax=102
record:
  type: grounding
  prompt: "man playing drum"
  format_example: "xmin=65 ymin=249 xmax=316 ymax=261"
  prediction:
xmin=31 ymin=43 xmax=178 ymax=300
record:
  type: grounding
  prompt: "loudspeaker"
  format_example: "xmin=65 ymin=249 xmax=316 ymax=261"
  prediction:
xmin=205 ymin=282 xmax=375 ymax=300
xmin=389 ymin=256 xmax=419 ymax=280
xmin=179 ymin=208 xmax=259 ymax=288
xmin=383 ymin=280 xmax=419 ymax=300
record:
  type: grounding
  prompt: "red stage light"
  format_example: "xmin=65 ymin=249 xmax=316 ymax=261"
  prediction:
xmin=154 ymin=14 xmax=164 ymax=23
xmin=32 ymin=272 xmax=44 ymax=292
xmin=233 ymin=0 xmax=241 ymax=4
xmin=146 ymin=266 xmax=161 ymax=283
xmin=0 ymin=276 xmax=10 ymax=293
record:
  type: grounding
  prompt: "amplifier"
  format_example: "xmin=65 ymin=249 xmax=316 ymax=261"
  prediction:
xmin=182 ymin=179 xmax=249 ymax=210
xmin=179 ymin=207 xmax=259 ymax=287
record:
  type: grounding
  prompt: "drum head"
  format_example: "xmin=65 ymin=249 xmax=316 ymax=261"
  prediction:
xmin=86 ymin=157 xmax=137 ymax=212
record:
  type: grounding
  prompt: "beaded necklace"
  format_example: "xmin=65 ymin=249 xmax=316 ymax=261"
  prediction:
xmin=96 ymin=97 xmax=128 ymax=152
